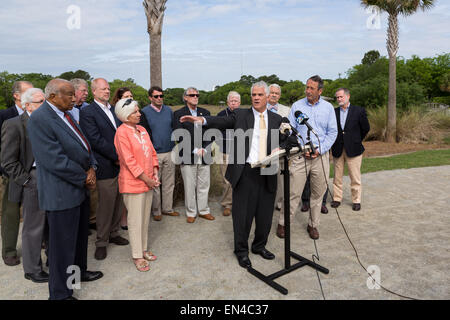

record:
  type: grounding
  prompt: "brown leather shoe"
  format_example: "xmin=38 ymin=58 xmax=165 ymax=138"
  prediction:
xmin=199 ymin=213 xmax=215 ymax=221
xmin=276 ymin=224 xmax=285 ymax=239
xmin=186 ymin=216 xmax=196 ymax=223
xmin=307 ymin=225 xmax=319 ymax=240
xmin=223 ymin=208 xmax=231 ymax=216
xmin=153 ymin=215 xmax=162 ymax=221
xmin=301 ymin=203 xmax=310 ymax=212
xmin=3 ymin=255 xmax=20 ymax=266
xmin=352 ymin=203 xmax=361 ymax=211
xmin=162 ymin=211 xmax=180 ymax=216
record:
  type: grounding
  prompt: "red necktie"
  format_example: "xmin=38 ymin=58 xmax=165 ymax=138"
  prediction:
xmin=64 ymin=112 xmax=91 ymax=153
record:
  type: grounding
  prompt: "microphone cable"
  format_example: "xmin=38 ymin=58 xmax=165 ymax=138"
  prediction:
xmin=300 ymin=147 xmax=327 ymax=300
xmin=316 ymin=139 xmax=420 ymax=300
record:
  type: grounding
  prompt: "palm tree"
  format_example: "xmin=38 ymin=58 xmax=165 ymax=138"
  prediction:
xmin=143 ymin=0 xmax=167 ymax=88
xmin=361 ymin=0 xmax=434 ymax=142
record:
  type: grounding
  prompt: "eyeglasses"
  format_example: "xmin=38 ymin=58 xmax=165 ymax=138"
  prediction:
xmin=123 ymin=99 xmax=133 ymax=107
xmin=186 ymin=94 xmax=200 ymax=98
xmin=152 ymin=95 xmax=164 ymax=99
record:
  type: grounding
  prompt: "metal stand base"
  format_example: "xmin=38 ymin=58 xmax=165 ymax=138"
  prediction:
xmin=247 ymin=150 xmax=329 ymax=295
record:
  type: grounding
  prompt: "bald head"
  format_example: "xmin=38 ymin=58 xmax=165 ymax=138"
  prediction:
xmin=45 ymin=79 xmax=76 ymax=112
xmin=91 ymin=78 xmax=110 ymax=104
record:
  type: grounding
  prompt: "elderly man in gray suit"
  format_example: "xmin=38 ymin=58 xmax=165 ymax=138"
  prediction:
xmin=27 ymin=79 xmax=103 ymax=300
xmin=1 ymin=88 xmax=48 ymax=283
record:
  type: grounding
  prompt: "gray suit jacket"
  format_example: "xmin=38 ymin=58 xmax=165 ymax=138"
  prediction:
xmin=27 ymin=101 xmax=97 ymax=211
xmin=1 ymin=112 xmax=35 ymax=203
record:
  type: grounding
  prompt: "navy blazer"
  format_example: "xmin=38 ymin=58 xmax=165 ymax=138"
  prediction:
xmin=205 ymin=108 xmax=283 ymax=193
xmin=79 ymin=102 xmax=121 ymax=180
xmin=27 ymin=101 xmax=97 ymax=211
xmin=173 ymin=106 xmax=212 ymax=165
xmin=0 ymin=106 xmax=20 ymax=176
xmin=331 ymin=104 xmax=370 ymax=158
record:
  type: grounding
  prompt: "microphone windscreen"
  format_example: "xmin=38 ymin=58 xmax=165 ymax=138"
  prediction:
xmin=294 ymin=111 xmax=301 ymax=118
xmin=281 ymin=117 xmax=290 ymax=123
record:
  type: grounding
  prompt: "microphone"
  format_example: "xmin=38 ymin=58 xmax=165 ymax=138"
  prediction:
xmin=294 ymin=111 xmax=317 ymax=136
xmin=281 ymin=117 xmax=301 ymax=137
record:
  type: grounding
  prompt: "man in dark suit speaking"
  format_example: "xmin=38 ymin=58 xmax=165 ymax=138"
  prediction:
xmin=27 ymin=79 xmax=103 ymax=300
xmin=180 ymin=81 xmax=284 ymax=269
xmin=331 ymin=88 xmax=370 ymax=211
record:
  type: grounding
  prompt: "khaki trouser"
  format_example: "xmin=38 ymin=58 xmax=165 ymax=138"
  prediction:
xmin=180 ymin=164 xmax=210 ymax=217
xmin=279 ymin=152 xmax=330 ymax=228
xmin=333 ymin=151 xmax=363 ymax=204
xmin=123 ymin=191 xmax=153 ymax=259
xmin=220 ymin=153 xmax=232 ymax=209
xmin=151 ymin=152 xmax=176 ymax=215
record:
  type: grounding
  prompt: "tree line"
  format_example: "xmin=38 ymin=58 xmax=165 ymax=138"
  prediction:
xmin=1 ymin=51 xmax=448 ymax=110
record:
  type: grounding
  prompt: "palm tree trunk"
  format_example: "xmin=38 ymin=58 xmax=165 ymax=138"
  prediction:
xmin=386 ymin=13 xmax=398 ymax=143
xmin=150 ymin=33 xmax=162 ymax=88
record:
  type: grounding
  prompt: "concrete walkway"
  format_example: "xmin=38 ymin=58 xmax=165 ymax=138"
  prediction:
xmin=1 ymin=165 xmax=449 ymax=300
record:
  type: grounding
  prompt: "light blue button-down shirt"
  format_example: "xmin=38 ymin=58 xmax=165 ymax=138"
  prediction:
xmin=288 ymin=97 xmax=338 ymax=155
xmin=15 ymin=105 xmax=24 ymax=116
xmin=340 ymin=104 xmax=350 ymax=130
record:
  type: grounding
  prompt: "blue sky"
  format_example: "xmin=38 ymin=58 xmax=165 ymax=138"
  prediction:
xmin=1 ymin=0 xmax=449 ymax=91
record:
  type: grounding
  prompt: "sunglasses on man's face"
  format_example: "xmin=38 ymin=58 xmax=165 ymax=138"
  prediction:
xmin=186 ymin=94 xmax=200 ymax=98
xmin=152 ymin=95 xmax=164 ymax=99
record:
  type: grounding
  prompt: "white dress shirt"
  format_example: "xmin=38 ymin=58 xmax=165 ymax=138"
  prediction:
xmin=94 ymin=100 xmax=117 ymax=129
xmin=246 ymin=107 xmax=268 ymax=164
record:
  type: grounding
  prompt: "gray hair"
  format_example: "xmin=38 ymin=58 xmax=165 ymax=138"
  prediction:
xmin=183 ymin=87 xmax=199 ymax=102
xmin=336 ymin=87 xmax=350 ymax=96
xmin=115 ymin=98 xmax=139 ymax=122
xmin=21 ymin=88 xmax=44 ymax=105
xmin=269 ymin=83 xmax=281 ymax=94
xmin=251 ymin=81 xmax=269 ymax=96
xmin=44 ymin=78 xmax=72 ymax=99
xmin=227 ymin=91 xmax=241 ymax=101
xmin=70 ymin=78 xmax=88 ymax=91
xmin=91 ymin=78 xmax=108 ymax=91
xmin=12 ymin=81 xmax=33 ymax=95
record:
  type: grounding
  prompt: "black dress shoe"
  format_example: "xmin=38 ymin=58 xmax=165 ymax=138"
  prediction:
xmin=252 ymin=248 xmax=275 ymax=260
xmin=331 ymin=201 xmax=341 ymax=208
xmin=94 ymin=247 xmax=107 ymax=260
xmin=237 ymin=256 xmax=252 ymax=269
xmin=63 ymin=296 xmax=78 ymax=300
xmin=24 ymin=271 xmax=49 ymax=283
xmin=121 ymin=225 xmax=128 ymax=231
xmin=81 ymin=271 xmax=103 ymax=282
xmin=89 ymin=223 xmax=97 ymax=230
xmin=109 ymin=236 xmax=129 ymax=246
xmin=321 ymin=205 xmax=328 ymax=214
xmin=352 ymin=203 xmax=361 ymax=211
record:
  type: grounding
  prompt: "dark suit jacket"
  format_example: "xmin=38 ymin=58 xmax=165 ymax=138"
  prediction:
xmin=27 ymin=101 xmax=97 ymax=211
xmin=1 ymin=112 xmax=34 ymax=203
xmin=173 ymin=106 xmax=212 ymax=165
xmin=79 ymin=102 xmax=121 ymax=180
xmin=205 ymin=107 xmax=283 ymax=193
xmin=0 ymin=106 xmax=20 ymax=176
xmin=331 ymin=104 xmax=370 ymax=158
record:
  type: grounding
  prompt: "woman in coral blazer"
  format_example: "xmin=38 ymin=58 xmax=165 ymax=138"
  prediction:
xmin=114 ymin=98 xmax=160 ymax=272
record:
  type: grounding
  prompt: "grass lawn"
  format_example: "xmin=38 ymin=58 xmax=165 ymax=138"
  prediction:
xmin=330 ymin=149 xmax=450 ymax=177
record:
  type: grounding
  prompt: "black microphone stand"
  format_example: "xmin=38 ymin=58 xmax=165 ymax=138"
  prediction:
xmin=247 ymin=140 xmax=329 ymax=295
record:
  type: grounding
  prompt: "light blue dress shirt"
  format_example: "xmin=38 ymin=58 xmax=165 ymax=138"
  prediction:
xmin=340 ymin=104 xmax=350 ymax=130
xmin=288 ymin=97 xmax=338 ymax=155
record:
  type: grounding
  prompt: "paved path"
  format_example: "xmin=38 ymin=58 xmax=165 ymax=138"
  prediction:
xmin=1 ymin=166 xmax=449 ymax=300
